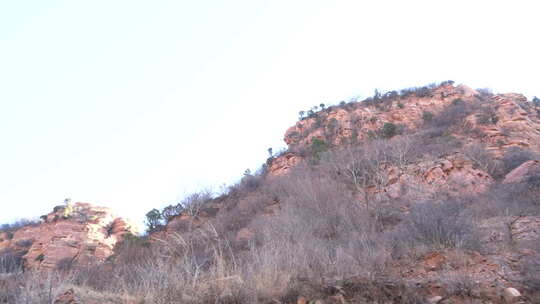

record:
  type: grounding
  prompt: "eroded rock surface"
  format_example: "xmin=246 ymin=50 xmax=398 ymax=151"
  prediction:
xmin=0 ymin=202 xmax=137 ymax=270
xmin=273 ymin=84 xmax=540 ymax=178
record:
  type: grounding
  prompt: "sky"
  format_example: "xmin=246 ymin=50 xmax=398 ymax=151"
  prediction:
xmin=1 ymin=0 xmax=539 ymax=227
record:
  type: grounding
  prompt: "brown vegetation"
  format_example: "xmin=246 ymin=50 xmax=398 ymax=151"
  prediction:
xmin=2 ymin=82 xmax=540 ymax=303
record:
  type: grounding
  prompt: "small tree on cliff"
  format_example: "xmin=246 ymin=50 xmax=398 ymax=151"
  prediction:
xmin=161 ymin=204 xmax=184 ymax=223
xmin=310 ymin=138 xmax=329 ymax=161
xmin=145 ymin=209 xmax=163 ymax=233
xmin=533 ymin=96 xmax=540 ymax=107
xmin=381 ymin=122 xmax=397 ymax=138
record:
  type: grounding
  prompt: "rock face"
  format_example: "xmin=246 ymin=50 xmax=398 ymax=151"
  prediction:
xmin=0 ymin=202 xmax=137 ymax=270
xmin=283 ymin=84 xmax=463 ymax=148
xmin=267 ymin=152 xmax=302 ymax=176
xmin=381 ymin=153 xmax=493 ymax=201
xmin=269 ymin=83 xmax=540 ymax=194
xmin=281 ymin=84 xmax=540 ymax=156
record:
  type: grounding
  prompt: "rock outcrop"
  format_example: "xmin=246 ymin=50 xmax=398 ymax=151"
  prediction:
xmin=266 ymin=83 xmax=540 ymax=202
xmin=382 ymin=153 xmax=493 ymax=202
xmin=270 ymin=83 xmax=540 ymax=178
xmin=267 ymin=152 xmax=302 ymax=176
xmin=282 ymin=85 xmax=540 ymax=154
xmin=0 ymin=202 xmax=137 ymax=270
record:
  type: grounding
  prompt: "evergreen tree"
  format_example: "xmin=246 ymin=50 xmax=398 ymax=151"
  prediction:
xmin=145 ymin=209 xmax=163 ymax=233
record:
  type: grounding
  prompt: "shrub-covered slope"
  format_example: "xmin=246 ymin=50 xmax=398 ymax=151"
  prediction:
xmin=2 ymin=82 xmax=539 ymax=303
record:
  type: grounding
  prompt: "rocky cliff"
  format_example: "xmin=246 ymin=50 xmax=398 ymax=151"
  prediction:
xmin=270 ymin=83 xmax=540 ymax=185
xmin=281 ymin=84 xmax=540 ymax=156
xmin=0 ymin=202 xmax=137 ymax=271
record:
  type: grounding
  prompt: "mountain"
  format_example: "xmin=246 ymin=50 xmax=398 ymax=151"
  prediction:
xmin=1 ymin=82 xmax=539 ymax=303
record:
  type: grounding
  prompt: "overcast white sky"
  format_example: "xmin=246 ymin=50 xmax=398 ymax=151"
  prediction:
xmin=1 ymin=0 xmax=538 ymax=227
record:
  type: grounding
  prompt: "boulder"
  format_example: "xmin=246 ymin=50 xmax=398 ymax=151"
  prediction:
xmin=503 ymin=160 xmax=540 ymax=184
xmin=502 ymin=287 xmax=521 ymax=303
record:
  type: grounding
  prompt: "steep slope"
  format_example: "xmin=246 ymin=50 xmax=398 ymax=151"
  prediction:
xmin=144 ymin=82 xmax=540 ymax=303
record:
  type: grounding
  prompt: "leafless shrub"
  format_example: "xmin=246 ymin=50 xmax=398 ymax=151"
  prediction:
xmin=146 ymin=190 xmax=215 ymax=232
xmin=408 ymin=128 xmax=462 ymax=159
xmin=180 ymin=190 xmax=214 ymax=217
xmin=505 ymin=176 xmax=540 ymax=213
xmin=415 ymin=86 xmax=433 ymax=98
xmin=72 ymin=263 xmax=118 ymax=292
xmin=475 ymin=88 xmax=494 ymax=102
xmin=111 ymin=233 xmax=153 ymax=266
xmin=239 ymin=170 xmax=264 ymax=192
xmin=257 ymin=170 xmax=389 ymax=282
xmin=0 ymin=218 xmax=41 ymax=236
xmin=322 ymin=141 xmax=392 ymax=198
xmin=112 ymin=225 xmax=248 ymax=303
xmin=440 ymin=273 xmax=477 ymax=297
xmin=468 ymin=179 xmax=538 ymax=247
xmin=520 ymin=253 xmax=540 ymax=295
xmin=428 ymin=101 xmax=472 ymax=130
xmin=0 ymin=271 xmax=72 ymax=304
xmin=322 ymin=136 xmax=421 ymax=185
xmin=399 ymin=200 xmax=482 ymax=251
xmin=499 ymin=146 xmax=540 ymax=177
xmin=476 ymin=106 xmax=499 ymax=125
xmin=463 ymin=143 xmax=501 ymax=177
xmin=15 ymin=238 xmax=34 ymax=247
xmin=57 ymin=257 xmax=74 ymax=272
xmin=326 ymin=277 xmax=427 ymax=304
xmin=0 ymin=249 xmax=24 ymax=273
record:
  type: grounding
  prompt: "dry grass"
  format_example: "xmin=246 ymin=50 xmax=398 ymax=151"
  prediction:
xmin=0 ymin=271 xmax=73 ymax=304
xmin=4 ymin=95 xmax=540 ymax=302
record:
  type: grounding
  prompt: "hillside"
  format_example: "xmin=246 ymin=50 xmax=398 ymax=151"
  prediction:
xmin=1 ymin=82 xmax=539 ymax=303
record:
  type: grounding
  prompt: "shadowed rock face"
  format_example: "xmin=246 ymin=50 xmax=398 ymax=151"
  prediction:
xmin=0 ymin=202 xmax=137 ymax=270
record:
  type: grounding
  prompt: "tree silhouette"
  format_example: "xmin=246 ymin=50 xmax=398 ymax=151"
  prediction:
xmin=145 ymin=209 xmax=163 ymax=232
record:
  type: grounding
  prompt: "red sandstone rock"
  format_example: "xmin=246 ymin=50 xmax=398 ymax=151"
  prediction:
xmin=284 ymin=85 xmax=540 ymax=161
xmin=272 ymin=84 xmax=540 ymax=200
xmin=54 ymin=288 xmax=77 ymax=304
xmin=268 ymin=152 xmax=302 ymax=176
xmin=0 ymin=202 xmax=137 ymax=271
